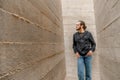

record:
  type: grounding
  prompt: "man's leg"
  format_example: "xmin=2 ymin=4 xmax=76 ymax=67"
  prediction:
xmin=84 ymin=56 xmax=92 ymax=80
xmin=77 ymin=56 xmax=84 ymax=80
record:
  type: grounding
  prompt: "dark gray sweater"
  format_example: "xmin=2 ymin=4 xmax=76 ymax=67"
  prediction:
xmin=73 ymin=31 xmax=96 ymax=56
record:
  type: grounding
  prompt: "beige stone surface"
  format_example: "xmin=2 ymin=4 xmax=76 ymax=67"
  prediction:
xmin=94 ymin=0 xmax=120 ymax=80
xmin=0 ymin=0 xmax=65 ymax=80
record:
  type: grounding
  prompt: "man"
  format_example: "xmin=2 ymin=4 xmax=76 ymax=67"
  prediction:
xmin=73 ymin=20 xmax=96 ymax=80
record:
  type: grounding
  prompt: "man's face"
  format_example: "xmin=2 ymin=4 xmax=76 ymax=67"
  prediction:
xmin=76 ymin=22 xmax=81 ymax=30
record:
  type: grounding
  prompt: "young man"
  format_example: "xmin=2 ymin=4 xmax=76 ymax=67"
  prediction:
xmin=73 ymin=20 xmax=96 ymax=80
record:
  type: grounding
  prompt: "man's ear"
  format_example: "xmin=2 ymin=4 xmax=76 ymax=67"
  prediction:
xmin=81 ymin=25 xmax=83 ymax=28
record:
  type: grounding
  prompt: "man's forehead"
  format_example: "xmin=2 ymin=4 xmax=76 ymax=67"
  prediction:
xmin=76 ymin=22 xmax=80 ymax=25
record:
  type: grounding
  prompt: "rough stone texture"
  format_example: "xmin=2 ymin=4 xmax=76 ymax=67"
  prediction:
xmin=93 ymin=0 xmax=120 ymax=80
xmin=0 ymin=0 xmax=66 ymax=80
xmin=62 ymin=0 xmax=100 ymax=80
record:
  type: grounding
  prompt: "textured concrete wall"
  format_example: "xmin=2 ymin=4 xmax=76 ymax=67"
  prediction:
xmin=0 ymin=0 xmax=65 ymax=80
xmin=62 ymin=0 xmax=100 ymax=80
xmin=93 ymin=0 xmax=120 ymax=80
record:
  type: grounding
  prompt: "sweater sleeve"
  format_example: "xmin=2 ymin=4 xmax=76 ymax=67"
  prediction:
xmin=72 ymin=34 xmax=78 ymax=54
xmin=89 ymin=32 xmax=96 ymax=52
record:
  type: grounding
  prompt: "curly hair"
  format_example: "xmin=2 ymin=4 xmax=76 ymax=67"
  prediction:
xmin=78 ymin=20 xmax=87 ymax=30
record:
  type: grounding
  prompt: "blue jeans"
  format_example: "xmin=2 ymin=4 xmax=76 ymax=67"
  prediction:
xmin=77 ymin=56 xmax=92 ymax=80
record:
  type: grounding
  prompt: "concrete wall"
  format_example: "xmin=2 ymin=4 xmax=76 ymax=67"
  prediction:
xmin=93 ymin=0 xmax=120 ymax=80
xmin=62 ymin=0 xmax=100 ymax=80
xmin=0 ymin=0 xmax=65 ymax=80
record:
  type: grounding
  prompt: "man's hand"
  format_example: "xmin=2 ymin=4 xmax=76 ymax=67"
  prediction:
xmin=76 ymin=52 xmax=80 ymax=58
xmin=86 ymin=50 xmax=93 ymax=56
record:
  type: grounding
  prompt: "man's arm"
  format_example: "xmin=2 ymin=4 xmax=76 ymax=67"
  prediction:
xmin=89 ymin=32 xmax=96 ymax=52
xmin=73 ymin=34 xmax=77 ymax=53
xmin=86 ymin=32 xmax=96 ymax=56
xmin=73 ymin=34 xmax=80 ymax=58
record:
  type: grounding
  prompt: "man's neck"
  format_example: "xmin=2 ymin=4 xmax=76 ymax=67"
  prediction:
xmin=78 ymin=29 xmax=85 ymax=33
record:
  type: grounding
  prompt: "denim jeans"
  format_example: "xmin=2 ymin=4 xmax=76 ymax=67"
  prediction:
xmin=77 ymin=56 xmax=92 ymax=80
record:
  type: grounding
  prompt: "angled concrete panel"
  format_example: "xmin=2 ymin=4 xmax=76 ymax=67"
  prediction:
xmin=0 ymin=0 xmax=65 ymax=80
xmin=94 ymin=0 xmax=120 ymax=80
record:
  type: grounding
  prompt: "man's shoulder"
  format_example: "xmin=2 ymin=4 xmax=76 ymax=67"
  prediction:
xmin=73 ymin=32 xmax=79 ymax=36
xmin=85 ymin=31 xmax=91 ymax=35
